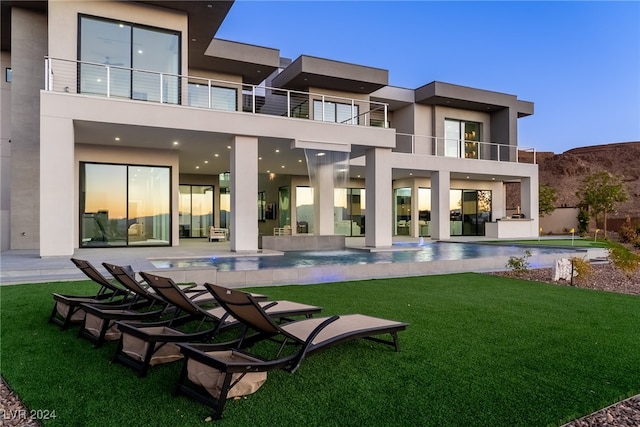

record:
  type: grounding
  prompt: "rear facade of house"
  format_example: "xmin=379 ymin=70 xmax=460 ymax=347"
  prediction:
xmin=0 ymin=0 xmax=539 ymax=257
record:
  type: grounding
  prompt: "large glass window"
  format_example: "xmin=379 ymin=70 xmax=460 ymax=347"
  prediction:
xmin=296 ymin=186 xmax=314 ymax=234
xmin=394 ymin=188 xmax=411 ymax=235
xmin=334 ymin=188 xmax=365 ymax=236
xmin=278 ymin=186 xmax=291 ymax=228
xmin=179 ymin=185 xmax=214 ymax=238
xmin=444 ymin=119 xmax=481 ymax=158
xmin=450 ymin=189 xmax=492 ymax=236
xmin=80 ymin=163 xmax=170 ymax=247
xmin=79 ymin=16 xmax=180 ymax=103
xmin=418 ymin=188 xmax=431 ymax=237
xmin=313 ymin=100 xmax=359 ymax=124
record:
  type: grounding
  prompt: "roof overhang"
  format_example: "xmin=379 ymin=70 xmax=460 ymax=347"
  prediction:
xmin=272 ymin=55 xmax=388 ymax=94
xmin=415 ymin=81 xmax=533 ymax=117
xmin=202 ymin=38 xmax=280 ymax=84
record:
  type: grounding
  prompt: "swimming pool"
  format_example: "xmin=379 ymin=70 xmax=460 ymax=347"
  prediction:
xmin=150 ymin=242 xmax=578 ymax=272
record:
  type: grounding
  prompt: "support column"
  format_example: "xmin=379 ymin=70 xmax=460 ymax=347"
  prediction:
xmin=313 ymin=162 xmax=335 ymax=235
xmin=230 ymin=136 xmax=258 ymax=252
xmin=521 ymin=173 xmax=539 ymax=237
xmin=430 ymin=170 xmax=450 ymax=240
xmin=365 ymin=147 xmax=392 ymax=248
xmin=411 ymin=179 xmax=420 ymax=237
xmin=40 ymin=116 xmax=74 ymax=256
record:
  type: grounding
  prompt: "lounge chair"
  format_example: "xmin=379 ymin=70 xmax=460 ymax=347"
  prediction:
xmin=78 ymin=263 xmax=172 ymax=347
xmin=49 ymin=258 xmax=133 ymax=330
xmin=112 ymin=272 xmax=322 ymax=377
xmin=175 ymin=283 xmax=408 ymax=420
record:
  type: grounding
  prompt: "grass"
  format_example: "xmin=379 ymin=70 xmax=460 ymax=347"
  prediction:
xmin=2 ymin=274 xmax=640 ymax=426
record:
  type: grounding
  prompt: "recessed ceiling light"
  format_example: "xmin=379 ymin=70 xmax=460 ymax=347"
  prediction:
xmin=192 ymin=38 xmax=197 ymax=42
xmin=409 ymin=173 xmax=413 ymax=176
xmin=357 ymin=175 xmax=361 ymax=178
xmin=195 ymin=166 xmax=200 ymax=169
xmin=492 ymin=177 xmax=495 ymax=180
xmin=138 ymin=50 xmax=143 ymax=54
xmin=266 ymin=170 xmax=270 ymax=173
xmin=258 ymin=157 xmax=262 ymax=160
xmin=96 ymin=78 xmax=101 ymax=82
xmin=207 ymin=4 xmax=212 ymax=7
xmin=173 ymin=141 xmax=179 ymax=146
xmin=317 ymin=152 xmax=325 ymax=157
xmin=281 ymin=165 xmax=285 ymax=168
xmin=204 ymin=160 xmax=208 ymax=164
xmin=114 ymin=137 xmax=120 ymax=141
xmin=275 ymin=149 xmax=280 ymax=153
xmin=227 ymin=146 xmax=231 ymax=149
xmin=214 ymin=154 xmax=219 ymax=157
xmin=298 ymin=159 xmax=302 ymax=163
xmin=466 ymin=176 xmax=470 ymax=179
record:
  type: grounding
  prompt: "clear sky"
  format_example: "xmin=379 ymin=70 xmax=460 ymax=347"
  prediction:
xmin=216 ymin=1 xmax=640 ymax=154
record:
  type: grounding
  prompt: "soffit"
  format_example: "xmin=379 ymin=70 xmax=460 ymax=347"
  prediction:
xmin=272 ymin=55 xmax=388 ymax=94
xmin=202 ymin=38 xmax=280 ymax=85
xmin=415 ymin=81 xmax=514 ymax=113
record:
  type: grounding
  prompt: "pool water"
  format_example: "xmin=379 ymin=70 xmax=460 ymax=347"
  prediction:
xmin=150 ymin=242 xmax=577 ymax=272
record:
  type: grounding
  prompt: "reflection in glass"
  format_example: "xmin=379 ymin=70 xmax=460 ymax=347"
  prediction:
xmin=418 ymin=188 xmax=431 ymax=237
xmin=81 ymin=163 xmax=127 ymax=246
xmin=395 ymin=188 xmax=411 ymax=235
xmin=179 ymin=185 xmax=214 ymax=238
xmin=296 ymin=186 xmax=314 ymax=234
xmin=450 ymin=189 xmax=462 ymax=235
xmin=80 ymin=163 xmax=170 ymax=247
xmin=313 ymin=100 xmax=359 ymax=124
xmin=278 ymin=186 xmax=291 ymax=228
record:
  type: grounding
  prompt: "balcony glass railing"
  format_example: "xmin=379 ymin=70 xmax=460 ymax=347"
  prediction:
xmin=395 ymin=133 xmax=536 ymax=164
xmin=44 ymin=57 xmax=388 ymax=128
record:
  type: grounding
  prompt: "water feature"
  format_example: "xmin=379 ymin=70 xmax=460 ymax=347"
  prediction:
xmin=150 ymin=242 xmax=579 ymax=271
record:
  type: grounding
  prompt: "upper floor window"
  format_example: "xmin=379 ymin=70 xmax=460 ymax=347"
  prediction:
xmin=5 ymin=68 xmax=11 ymax=83
xmin=79 ymin=15 xmax=180 ymax=103
xmin=313 ymin=100 xmax=359 ymax=124
xmin=444 ymin=119 xmax=481 ymax=159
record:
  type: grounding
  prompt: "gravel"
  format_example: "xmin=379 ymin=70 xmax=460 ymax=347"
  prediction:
xmin=2 ymin=263 xmax=638 ymax=426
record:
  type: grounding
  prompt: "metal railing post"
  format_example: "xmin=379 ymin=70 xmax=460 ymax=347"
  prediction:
xmin=322 ymin=95 xmax=325 ymax=122
xmin=252 ymin=86 xmax=256 ymax=114
xmin=208 ymin=79 xmax=212 ymax=109
xmin=44 ymin=58 xmax=51 ymax=91
xmin=159 ymin=73 xmax=164 ymax=103
xmin=106 ymin=66 xmax=111 ymax=98
xmin=384 ymin=105 xmax=388 ymax=128
xmin=351 ymin=99 xmax=355 ymax=125
xmin=287 ymin=89 xmax=291 ymax=118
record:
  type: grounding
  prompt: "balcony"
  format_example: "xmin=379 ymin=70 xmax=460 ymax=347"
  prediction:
xmin=44 ymin=57 xmax=388 ymax=128
xmin=395 ymin=133 xmax=536 ymax=164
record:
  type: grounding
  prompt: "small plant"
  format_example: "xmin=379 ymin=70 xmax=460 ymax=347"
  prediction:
xmin=569 ymin=256 xmax=593 ymax=285
xmin=577 ymin=208 xmax=590 ymax=236
xmin=607 ymin=241 xmax=640 ymax=276
xmin=506 ymin=250 xmax=531 ymax=272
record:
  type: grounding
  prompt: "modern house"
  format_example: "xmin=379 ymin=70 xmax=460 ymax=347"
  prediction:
xmin=0 ymin=0 xmax=538 ymax=258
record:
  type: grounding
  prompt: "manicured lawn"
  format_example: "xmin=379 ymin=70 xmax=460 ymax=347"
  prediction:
xmin=2 ymin=274 xmax=640 ymax=426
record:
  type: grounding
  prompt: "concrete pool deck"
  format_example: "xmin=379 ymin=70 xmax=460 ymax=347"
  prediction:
xmin=0 ymin=237 xmax=605 ymax=287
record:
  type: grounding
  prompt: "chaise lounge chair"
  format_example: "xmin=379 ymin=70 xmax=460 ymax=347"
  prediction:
xmin=175 ymin=283 xmax=408 ymax=420
xmin=49 ymin=258 xmax=133 ymax=330
xmin=78 ymin=263 xmax=174 ymax=347
xmin=112 ymin=272 xmax=322 ymax=377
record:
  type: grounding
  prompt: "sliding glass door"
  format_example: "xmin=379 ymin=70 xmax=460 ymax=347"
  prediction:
xmin=179 ymin=185 xmax=214 ymax=238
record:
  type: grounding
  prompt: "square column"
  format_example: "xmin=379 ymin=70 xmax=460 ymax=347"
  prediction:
xmin=40 ymin=116 xmax=74 ymax=256
xmin=430 ymin=170 xmax=450 ymax=240
xmin=521 ymin=174 xmax=539 ymax=236
xmin=313 ymin=162 xmax=336 ymax=235
xmin=230 ymin=136 xmax=258 ymax=252
xmin=365 ymin=147 xmax=392 ymax=248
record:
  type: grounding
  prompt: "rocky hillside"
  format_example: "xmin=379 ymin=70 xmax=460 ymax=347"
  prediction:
xmin=509 ymin=141 xmax=640 ymax=221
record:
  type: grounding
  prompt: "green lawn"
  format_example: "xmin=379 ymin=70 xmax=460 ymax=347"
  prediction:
xmin=2 ymin=274 xmax=639 ymax=426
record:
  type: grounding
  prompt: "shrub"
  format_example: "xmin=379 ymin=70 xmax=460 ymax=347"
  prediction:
xmin=607 ymin=241 xmax=640 ymax=276
xmin=569 ymin=257 xmax=593 ymax=285
xmin=506 ymin=250 xmax=531 ymax=272
xmin=577 ymin=208 xmax=590 ymax=236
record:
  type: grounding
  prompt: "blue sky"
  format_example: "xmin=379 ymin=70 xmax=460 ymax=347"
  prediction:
xmin=216 ymin=1 xmax=640 ymax=154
